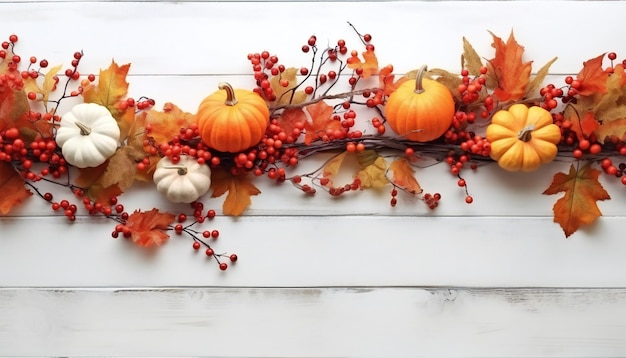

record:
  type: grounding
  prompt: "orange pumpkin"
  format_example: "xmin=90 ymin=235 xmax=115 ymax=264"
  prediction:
xmin=385 ymin=65 xmax=455 ymax=142
xmin=197 ymin=82 xmax=270 ymax=153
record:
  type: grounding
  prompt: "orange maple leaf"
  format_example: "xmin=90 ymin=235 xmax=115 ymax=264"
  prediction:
xmin=347 ymin=48 xmax=378 ymax=79
xmin=144 ymin=102 xmax=196 ymax=145
xmin=0 ymin=162 xmax=32 ymax=214
xmin=125 ymin=208 xmax=176 ymax=247
xmin=565 ymin=109 xmax=600 ymax=142
xmin=379 ymin=65 xmax=408 ymax=96
xmin=575 ymin=53 xmax=609 ymax=97
xmin=211 ymin=167 xmax=261 ymax=216
xmin=543 ymin=162 xmax=610 ymax=238
xmin=488 ymin=31 xmax=533 ymax=102
xmin=388 ymin=157 xmax=423 ymax=195
xmin=303 ymin=101 xmax=341 ymax=145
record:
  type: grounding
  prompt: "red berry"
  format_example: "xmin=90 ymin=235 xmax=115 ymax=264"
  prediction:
xmin=219 ymin=262 xmax=228 ymax=271
xmin=205 ymin=248 xmax=214 ymax=256
xmin=192 ymin=242 xmax=201 ymax=250
xmin=229 ymin=254 xmax=238 ymax=262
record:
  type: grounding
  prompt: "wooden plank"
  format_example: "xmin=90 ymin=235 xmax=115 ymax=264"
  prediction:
xmin=1 ymin=1 xmax=621 ymax=75
xmin=2 ymin=215 xmax=626 ymax=288
xmin=0 ymin=287 xmax=625 ymax=357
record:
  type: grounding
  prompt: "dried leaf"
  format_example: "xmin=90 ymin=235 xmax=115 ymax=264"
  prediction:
xmin=0 ymin=86 xmax=29 ymax=132
xmin=0 ymin=162 xmax=32 ymax=214
xmin=270 ymin=67 xmax=307 ymax=107
xmin=210 ymin=167 xmax=261 ymax=216
xmin=144 ymin=102 xmax=196 ymax=145
xmin=82 ymin=60 xmax=131 ymax=117
xmin=543 ymin=162 xmax=610 ymax=237
xmin=100 ymin=146 xmax=145 ymax=190
xmin=125 ymin=208 xmax=176 ymax=248
xmin=303 ymin=101 xmax=341 ymax=145
xmin=379 ymin=65 xmax=408 ymax=96
xmin=388 ymin=157 xmax=423 ymax=195
xmin=564 ymin=106 xmax=600 ymax=142
xmin=355 ymin=152 xmax=388 ymax=189
xmin=322 ymin=151 xmax=347 ymax=186
xmin=593 ymin=117 xmax=626 ymax=144
xmin=347 ymin=48 xmax=378 ymax=79
xmin=461 ymin=36 xmax=484 ymax=76
xmin=74 ymin=162 xmax=124 ymax=204
xmin=575 ymin=53 xmax=608 ymax=97
xmin=526 ymin=57 xmax=558 ymax=98
xmin=23 ymin=64 xmax=62 ymax=105
xmin=488 ymin=30 xmax=533 ymax=102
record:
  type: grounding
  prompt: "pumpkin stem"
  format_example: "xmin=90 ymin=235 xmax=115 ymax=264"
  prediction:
xmin=162 ymin=165 xmax=188 ymax=176
xmin=518 ymin=124 xmax=535 ymax=142
xmin=74 ymin=121 xmax=91 ymax=136
xmin=414 ymin=65 xmax=428 ymax=94
xmin=218 ymin=82 xmax=238 ymax=106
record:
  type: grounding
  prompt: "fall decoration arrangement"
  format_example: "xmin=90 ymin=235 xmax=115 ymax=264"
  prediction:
xmin=1 ymin=26 xmax=624 ymax=270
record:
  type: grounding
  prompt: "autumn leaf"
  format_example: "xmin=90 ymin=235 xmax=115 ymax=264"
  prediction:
xmin=355 ymin=151 xmax=388 ymax=189
xmin=74 ymin=161 xmax=124 ymax=205
xmin=211 ymin=167 xmax=261 ymax=216
xmin=0 ymin=162 xmax=32 ymax=214
xmin=543 ymin=162 xmax=610 ymax=237
xmin=22 ymin=64 xmax=62 ymax=105
xmin=144 ymin=102 xmax=196 ymax=145
xmin=303 ymin=101 xmax=341 ymax=145
xmin=276 ymin=107 xmax=307 ymax=137
xmin=125 ymin=208 xmax=176 ymax=248
xmin=388 ymin=157 xmax=423 ymax=195
xmin=0 ymin=85 xmax=29 ymax=131
xmin=564 ymin=107 xmax=600 ymax=142
xmin=594 ymin=118 xmax=626 ymax=144
xmin=379 ymin=65 xmax=408 ymax=96
xmin=526 ymin=57 xmax=558 ymax=98
xmin=575 ymin=53 xmax=608 ymax=97
xmin=270 ymin=67 xmax=307 ymax=107
xmin=461 ymin=36 xmax=484 ymax=76
xmin=99 ymin=146 xmax=145 ymax=191
xmin=488 ymin=30 xmax=533 ymax=102
xmin=322 ymin=151 xmax=348 ymax=187
xmin=347 ymin=48 xmax=378 ymax=78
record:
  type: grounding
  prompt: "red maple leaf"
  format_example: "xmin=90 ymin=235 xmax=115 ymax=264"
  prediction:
xmin=575 ymin=53 xmax=609 ymax=96
xmin=0 ymin=162 xmax=32 ymax=214
xmin=303 ymin=101 xmax=342 ymax=145
xmin=488 ymin=31 xmax=533 ymax=102
xmin=124 ymin=208 xmax=176 ymax=247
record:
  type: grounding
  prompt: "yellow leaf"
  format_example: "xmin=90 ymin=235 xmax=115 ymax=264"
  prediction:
xmin=388 ymin=157 xmax=423 ymax=195
xmin=526 ymin=57 xmax=558 ymax=98
xmin=23 ymin=64 xmax=62 ymax=105
xmin=270 ymin=67 xmax=307 ymax=107
xmin=82 ymin=60 xmax=130 ymax=117
xmin=322 ymin=152 xmax=347 ymax=187
xmin=356 ymin=155 xmax=388 ymax=189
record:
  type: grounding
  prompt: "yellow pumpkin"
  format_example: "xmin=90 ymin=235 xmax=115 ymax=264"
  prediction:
xmin=385 ymin=65 xmax=455 ymax=142
xmin=197 ymin=82 xmax=269 ymax=153
xmin=486 ymin=104 xmax=561 ymax=172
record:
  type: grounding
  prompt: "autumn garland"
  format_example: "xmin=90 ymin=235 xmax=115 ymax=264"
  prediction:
xmin=0 ymin=28 xmax=624 ymax=269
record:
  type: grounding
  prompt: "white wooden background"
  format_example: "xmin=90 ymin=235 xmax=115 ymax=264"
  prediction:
xmin=2 ymin=1 xmax=626 ymax=356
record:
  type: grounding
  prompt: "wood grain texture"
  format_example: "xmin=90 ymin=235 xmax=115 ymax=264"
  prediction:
xmin=1 ymin=287 xmax=625 ymax=357
xmin=2 ymin=1 xmax=626 ymax=357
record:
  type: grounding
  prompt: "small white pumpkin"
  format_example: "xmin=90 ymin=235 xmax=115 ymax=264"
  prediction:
xmin=153 ymin=155 xmax=211 ymax=203
xmin=56 ymin=103 xmax=121 ymax=168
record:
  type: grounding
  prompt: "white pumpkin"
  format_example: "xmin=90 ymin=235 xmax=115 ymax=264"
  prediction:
xmin=56 ymin=103 xmax=121 ymax=168
xmin=153 ymin=155 xmax=212 ymax=203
